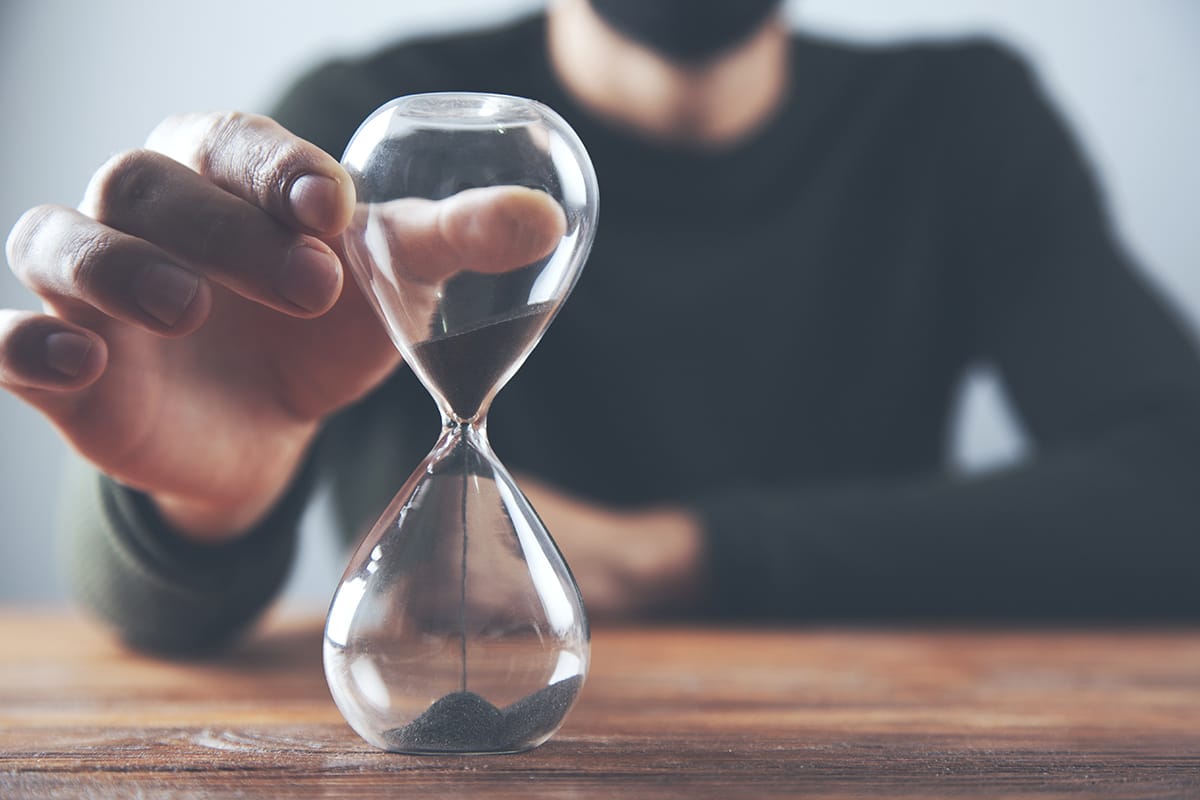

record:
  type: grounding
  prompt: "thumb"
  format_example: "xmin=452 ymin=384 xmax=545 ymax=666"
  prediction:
xmin=349 ymin=186 xmax=567 ymax=283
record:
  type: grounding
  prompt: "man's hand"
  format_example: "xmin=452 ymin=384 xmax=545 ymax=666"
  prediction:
xmin=519 ymin=476 xmax=707 ymax=618
xmin=1 ymin=111 xmax=563 ymax=543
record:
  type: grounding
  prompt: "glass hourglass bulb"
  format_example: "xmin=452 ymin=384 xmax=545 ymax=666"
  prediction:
xmin=324 ymin=93 xmax=599 ymax=755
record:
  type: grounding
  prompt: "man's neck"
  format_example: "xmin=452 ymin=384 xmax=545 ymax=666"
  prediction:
xmin=546 ymin=0 xmax=791 ymax=148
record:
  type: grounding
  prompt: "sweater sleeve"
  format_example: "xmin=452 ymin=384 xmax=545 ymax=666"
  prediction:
xmin=59 ymin=455 xmax=315 ymax=654
xmin=697 ymin=45 xmax=1200 ymax=621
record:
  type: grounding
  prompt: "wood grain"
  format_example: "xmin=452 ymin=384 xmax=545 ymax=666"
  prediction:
xmin=1 ymin=611 xmax=1198 ymax=798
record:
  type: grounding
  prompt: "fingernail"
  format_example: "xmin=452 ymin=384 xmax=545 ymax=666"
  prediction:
xmin=279 ymin=244 xmax=340 ymax=312
xmin=133 ymin=263 xmax=200 ymax=328
xmin=44 ymin=332 xmax=93 ymax=378
xmin=288 ymin=174 xmax=340 ymax=233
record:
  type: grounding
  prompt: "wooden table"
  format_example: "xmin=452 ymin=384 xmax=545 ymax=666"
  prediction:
xmin=1 ymin=612 xmax=1197 ymax=798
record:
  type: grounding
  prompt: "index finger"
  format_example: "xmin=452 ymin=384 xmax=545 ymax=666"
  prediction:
xmin=145 ymin=111 xmax=355 ymax=238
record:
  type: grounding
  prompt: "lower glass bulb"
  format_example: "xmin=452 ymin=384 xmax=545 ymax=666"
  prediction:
xmin=323 ymin=421 xmax=590 ymax=754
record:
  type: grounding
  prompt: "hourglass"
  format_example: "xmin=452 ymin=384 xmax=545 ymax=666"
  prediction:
xmin=324 ymin=93 xmax=598 ymax=754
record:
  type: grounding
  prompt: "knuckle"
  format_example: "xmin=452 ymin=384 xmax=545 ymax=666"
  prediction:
xmin=194 ymin=110 xmax=269 ymax=179
xmin=8 ymin=204 xmax=119 ymax=298
xmin=60 ymin=227 xmax=116 ymax=297
xmin=84 ymin=149 xmax=164 ymax=222
xmin=6 ymin=205 xmax=58 ymax=277
xmin=251 ymin=138 xmax=301 ymax=207
xmin=146 ymin=111 xmax=231 ymax=169
xmin=149 ymin=109 xmax=278 ymax=184
xmin=198 ymin=111 xmax=300 ymax=208
xmin=193 ymin=110 xmax=250 ymax=174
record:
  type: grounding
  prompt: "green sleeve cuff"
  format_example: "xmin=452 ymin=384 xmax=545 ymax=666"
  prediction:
xmin=59 ymin=455 xmax=317 ymax=655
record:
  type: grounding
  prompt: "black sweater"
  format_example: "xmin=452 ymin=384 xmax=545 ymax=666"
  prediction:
xmin=66 ymin=14 xmax=1200 ymax=651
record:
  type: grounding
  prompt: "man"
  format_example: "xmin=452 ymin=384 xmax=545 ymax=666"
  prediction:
xmin=3 ymin=0 xmax=1199 ymax=653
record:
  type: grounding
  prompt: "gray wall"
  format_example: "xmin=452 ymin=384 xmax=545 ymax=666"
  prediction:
xmin=1 ymin=1 xmax=1197 ymax=606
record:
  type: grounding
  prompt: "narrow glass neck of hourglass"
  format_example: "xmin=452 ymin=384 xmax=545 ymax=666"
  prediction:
xmin=438 ymin=415 xmax=492 ymax=453
xmin=440 ymin=402 xmax=492 ymax=429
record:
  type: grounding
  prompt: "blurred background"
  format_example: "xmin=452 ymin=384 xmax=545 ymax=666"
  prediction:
xmin=1 ymin=0 xmax=1197 ymax=607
